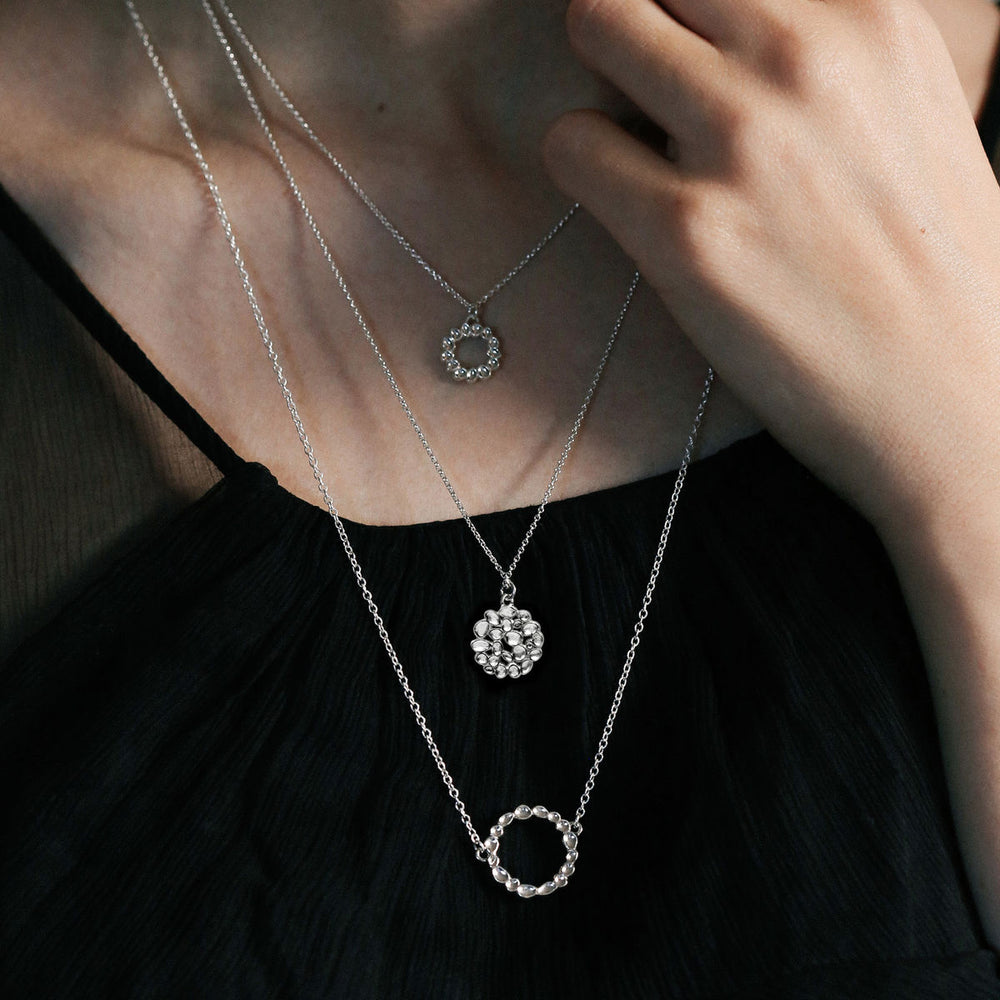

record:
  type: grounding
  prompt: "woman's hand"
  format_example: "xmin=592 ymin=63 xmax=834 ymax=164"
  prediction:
xmin=543 ymin=0 xmax=1000 ymax=545
xmin=544 ymin=0 xmax=1000 ymax=950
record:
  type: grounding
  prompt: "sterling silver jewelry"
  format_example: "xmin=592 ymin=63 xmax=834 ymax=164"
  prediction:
xmin=200 ymin=0 xmax=640 ymax=679
xmin=128 ymin=0 xmax=714 ymax=897
xmin=210 ymin=0 xmax=579 ymax=383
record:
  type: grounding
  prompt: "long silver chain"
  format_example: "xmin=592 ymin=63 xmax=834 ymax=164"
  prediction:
xmin=127 ymin=0 xmax=714 ymax=893
xmin=200 ymin=0 xmax=638 ymax=597
xmin=211 ymin=0 xmax=578 ymax=322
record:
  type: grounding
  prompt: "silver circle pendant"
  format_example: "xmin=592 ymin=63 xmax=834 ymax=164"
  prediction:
xmin=441 ymin=318 xmax=501 ymax=383
xmin=482 ymin=804 xmax=580 ymax=898
xmin=470 ymin=604 xmax=544 ymax=679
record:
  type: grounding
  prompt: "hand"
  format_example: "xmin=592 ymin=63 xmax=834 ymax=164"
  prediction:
xmin=543 ymin=0 xmax=1000 ymax=545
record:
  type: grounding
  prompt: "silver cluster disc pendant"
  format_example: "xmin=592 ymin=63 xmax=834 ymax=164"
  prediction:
xmin=483 ymin=804 xmax=580 ymax=898
xmin=470 ymin=604 xmax=544 ymax=679
xmin=441 ymin=316 xmax=502 ymax=383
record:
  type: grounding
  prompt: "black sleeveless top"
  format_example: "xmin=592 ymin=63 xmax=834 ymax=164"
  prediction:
xmin=3 ymin=74 xmax=1000 ymax=1000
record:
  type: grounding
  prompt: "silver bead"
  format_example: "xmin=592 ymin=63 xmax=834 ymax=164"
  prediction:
xmin=505 ymin=878 xmax=520 ymax=892
xmin=471 ymin=639 xmax=491 ymax=653
xmin=554 ymin=874 xmax=569 ymax=888
xmin=566 ymin=849 xmax=578 ymax=863
xmin=492 ymin=866 xmax=509 ymax=883
xmin=560 ymin=863 xmax=575 ymax=876
xmin=473 ymin=620 xmax=489 ymax=638
xmin=536 ymin=881 xmax=557 ymax=896
xmin=555 ymin=819 xmax=571 ymax=833
xmin=532 ymin=805 xmax=549 ymax=818
xmin=483 ymin=836 xmax=499 ymax=853
xmin=547 ymin=811 xmax=561 ymax=824
xmin=562 ymin=832 xmax=578 ymax=850
xmin=514 ymin=804 xmax=532 ymax=820
xmin=499 ymin=813 xmax=514 ymax=827
xmin=516 ymin=884 xmax=537 ymax=899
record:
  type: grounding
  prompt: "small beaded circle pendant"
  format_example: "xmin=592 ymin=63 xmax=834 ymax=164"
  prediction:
xmin=441 ymin=317 xmax=501 ymax=382
xmin=483 ymin=805 xmax=580 ymax=898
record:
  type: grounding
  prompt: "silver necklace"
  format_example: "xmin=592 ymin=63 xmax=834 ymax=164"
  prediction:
xmin=211 ymin=0 xmax=579 ymax=385
xmin=201 ymin=0 xmax=639 ymax=680
xmin=127 ymin=0 xmax=714 ymax=898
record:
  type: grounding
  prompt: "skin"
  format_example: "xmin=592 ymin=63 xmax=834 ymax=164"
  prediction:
xmin=0 ymin=0 xmax=998 ymax=950
xmin=544 ymin=0 xmax=1000 ymax=949
xmin=1 ymin=0 xmax=761 ymax=524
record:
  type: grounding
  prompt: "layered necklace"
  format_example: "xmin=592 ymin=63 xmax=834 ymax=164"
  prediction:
xmin=126 ymin=0 xmax=714 ymax=899
xmin=201 ymin=0 xmax=639 ymax=680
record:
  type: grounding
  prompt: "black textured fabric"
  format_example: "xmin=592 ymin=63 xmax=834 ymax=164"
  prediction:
xmin=4 ymin=47 xmax=1000 ymax=1000
xmin=2 ymin=441 xmax=998 ymax=998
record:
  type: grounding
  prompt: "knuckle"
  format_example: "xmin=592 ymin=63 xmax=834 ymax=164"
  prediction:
xmin=871 ymin=0 xmax=944 ymax=74
xmin=565 ymin=0 xmax=623 ymax=55
xmin=864 ymin=0 xmax=931 ymax=45
xmin=709 ymin=93 xmax=760 ymax=174
xmin=664 ymin=183 xmax=718 ymax=266
xmin=757 ymin=15 xmax=829 ymax=92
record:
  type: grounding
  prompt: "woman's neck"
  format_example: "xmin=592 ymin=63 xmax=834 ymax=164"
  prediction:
xmin=115 ymin=0 xmax=621 ymax=170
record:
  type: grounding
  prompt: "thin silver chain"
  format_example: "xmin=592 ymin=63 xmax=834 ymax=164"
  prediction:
xmin=199 ymin=0 xmax=638 ymax=592
xmin=211 ymin=0 xmax=578 ymax=320
xmin=127 ymin=0 xmax=714 ymax=866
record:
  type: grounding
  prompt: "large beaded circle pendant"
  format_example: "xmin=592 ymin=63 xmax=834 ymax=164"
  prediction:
xmin=441 ymin=317 xmax=502 ymax=383
xmin=482 ymin=804 xmax=580 ymax=898
xmin=470 ymin=604 xmax=544 ymax=679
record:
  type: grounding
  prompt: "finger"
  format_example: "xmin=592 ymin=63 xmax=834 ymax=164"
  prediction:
xmin=543 ymin=108 xmax=691 ymax=284
xmin=667 ymin=0 xmax=819 ymax=56
xmin=566 ymin=0 xmax=724 ymax=140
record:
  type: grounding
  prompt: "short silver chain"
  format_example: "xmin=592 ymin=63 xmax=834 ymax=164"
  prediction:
xmin=127 ymin=0 xmax=714 ymax=862
xmin=200 ymin=0 xmax=637 ymax=590
xmin=211 ymin=0 xmax=578 ymax=319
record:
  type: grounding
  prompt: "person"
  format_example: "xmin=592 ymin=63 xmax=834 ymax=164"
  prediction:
xmin=2 ymin=0 xmax=999 ymax=994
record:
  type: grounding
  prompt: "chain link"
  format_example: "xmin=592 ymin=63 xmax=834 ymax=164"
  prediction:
xmin=572 ymin=370 xmax=714 ymax=829
xmin=212 ymin=0 xmax=578 ymax=319
xmin=128 ymin=0 xmax=714 ymax=869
